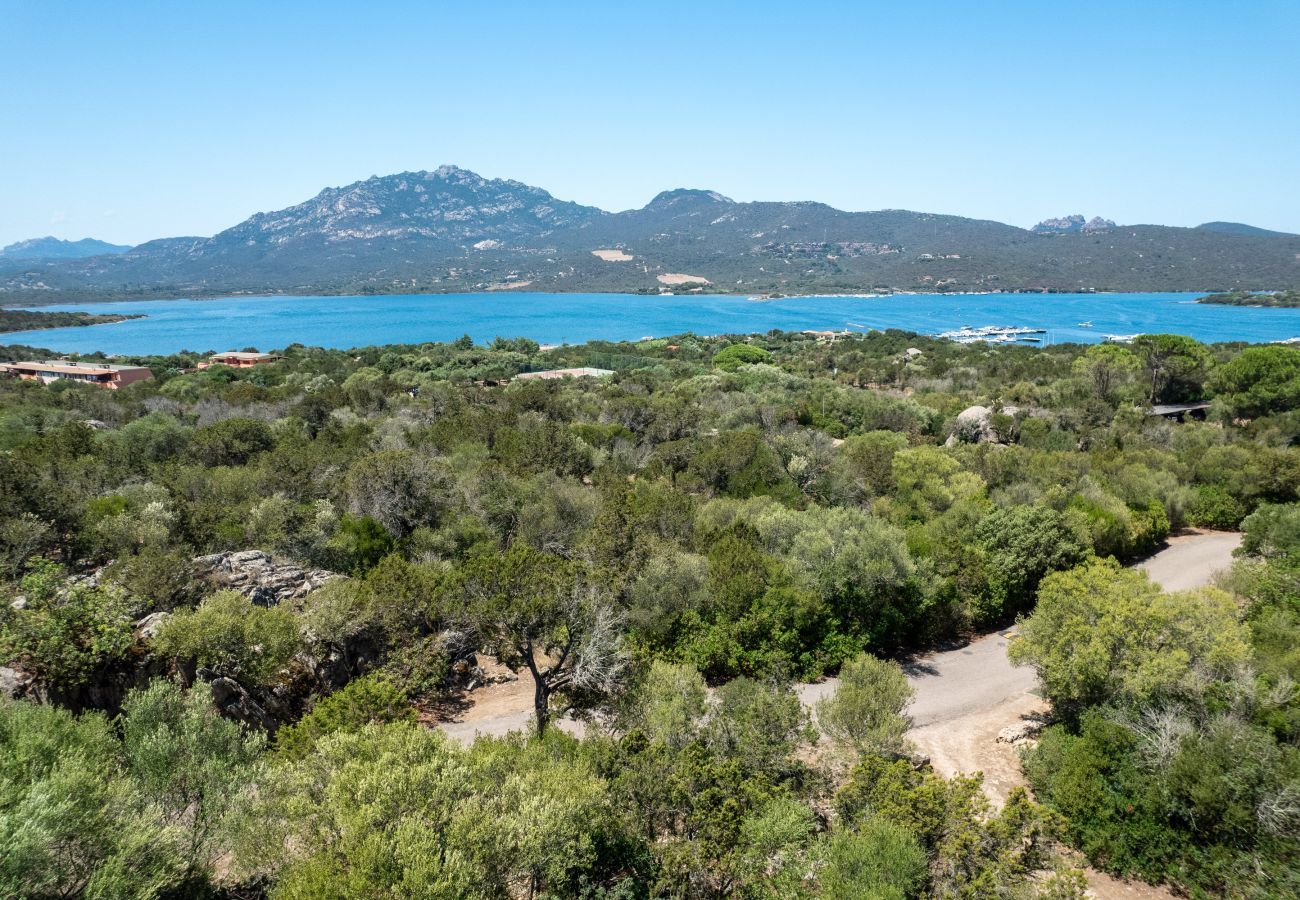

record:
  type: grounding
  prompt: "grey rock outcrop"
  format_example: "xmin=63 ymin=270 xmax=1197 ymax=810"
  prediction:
xmin=135 ymin=611 xmax=171 ymax=640
xmin=203 ymin=671 xmax=279 ymax=734
xmin=1 ymin=665 xmax=30 ymax=700
xmin=1032 ymin=214 xmax=1116 ymax=235
xmin=193 ymin=550 xmax=339 ymax=606
xmin=1081 ymin=216 xmax=1117 ymax=234
xmin=946 ymin=404 xmax=1020 ymax=446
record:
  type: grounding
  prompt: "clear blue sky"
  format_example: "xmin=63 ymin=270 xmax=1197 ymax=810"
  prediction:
xmin=2 ymin=0 xmax=1297 ymax=247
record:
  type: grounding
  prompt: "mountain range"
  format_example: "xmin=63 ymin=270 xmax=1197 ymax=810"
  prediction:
xmin=3 ymin=165 xmax=1298 ymax=301
xmin=0 ymin=236 xmax=131 ymax=262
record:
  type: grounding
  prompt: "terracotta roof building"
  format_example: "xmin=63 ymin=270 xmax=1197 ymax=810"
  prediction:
xmin=203 ymin=351 xmax=282 ymax=368
xmin=0 ymin=359 xmax=153 ymax=389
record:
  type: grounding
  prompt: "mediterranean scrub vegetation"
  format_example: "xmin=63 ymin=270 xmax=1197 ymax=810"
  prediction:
xmin=1 ymin=328 xmax=1298 ymax=897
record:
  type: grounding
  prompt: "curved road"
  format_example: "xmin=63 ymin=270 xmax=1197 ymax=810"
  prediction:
xmin=441 ymin=531 xmax=1242 ymax=749
xmin=800 ymin=529 xmax=1242 ymax=730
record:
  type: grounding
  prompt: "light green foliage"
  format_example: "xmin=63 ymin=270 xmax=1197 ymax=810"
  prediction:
xmin=735 ymin=797 xmax=819 ymax=894
xmin=817 ymin=820 xmax=927 ymax=900
xmin=0 ymin=560 xmax=137 ymax=691
xmin=1 ymin=680 xmax=263 ymax=898
xmin=835 ymin=755 xmax=1071 ymax=897
xmin=1010 ymin=559 xmax=1251 ymax=712
xmin=235 ymin=723 xmax=614 ymax=899
xmin=706 ymin=677 xmax=815 ymax=779
xmin=1069 ymin=486 xmax=1171 ymax=558
xmin=1239 ymin=502 xmax=1300 ymax=566
xmin=232 ymin=723 xmax=484 ymax=896
xmin=120 ymin=680 xmax=264 ymax=876
xmin=153 ymin=590 xmax=302 ymax=683
xmin=0 ymin=699 xmax=180 ymax=900
xmin=85 ymin=482 xmax=176 ymax=558
xmin=816 ymin=653 xmax=913 ymax=759
xmin=890 ymin=446 xmax=986 ymax=521
xmin=637 ymin=659 xmax=708 ymax=749
xmin=298 ymin=578 xmax=371 ymax=649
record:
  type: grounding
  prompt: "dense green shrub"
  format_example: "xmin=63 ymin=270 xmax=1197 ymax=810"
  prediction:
xmin=153 ymin=590 xmax=301 ymax=684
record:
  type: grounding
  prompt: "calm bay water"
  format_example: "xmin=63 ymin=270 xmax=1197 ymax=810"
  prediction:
xmin=4 ymin=292 xmax=1300 ymax=355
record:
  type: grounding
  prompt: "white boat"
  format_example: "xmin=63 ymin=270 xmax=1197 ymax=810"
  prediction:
xmin=1076 ymin=321 xmax=1093 ymax=327
xmin=933 ymin=323 xmax=1048 ymax=343
xmin=1105 ymin=333 xmax=1142 ymax=344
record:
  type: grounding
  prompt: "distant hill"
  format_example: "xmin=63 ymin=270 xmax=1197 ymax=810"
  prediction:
xmin=0 ymin=236 xmax=132 ymax=261
xmin=4 ymin=166 xmax=1300 ymax=301
xmin=1195 ymin=221 xmax=1297 ymax=239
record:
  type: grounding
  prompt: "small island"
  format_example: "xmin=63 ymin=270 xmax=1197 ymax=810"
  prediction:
xmin=1197 ymin=290 xmax=1300 ymax=308
xmin=0 ymin=309 xmax=144 ymax=333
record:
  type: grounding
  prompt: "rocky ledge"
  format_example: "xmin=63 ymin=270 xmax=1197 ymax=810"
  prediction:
xmin=193 ymin=550 xmax=339 ymax=606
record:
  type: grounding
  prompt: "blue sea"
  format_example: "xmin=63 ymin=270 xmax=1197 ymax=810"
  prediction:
xmin=3 ymin=292 xmax=1300 ymax=355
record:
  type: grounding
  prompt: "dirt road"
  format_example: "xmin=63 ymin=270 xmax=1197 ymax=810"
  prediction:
xmin=437 ymin=533 xmax=1241 ymax=899
xmin=800 ymin=529 xmax=1242 ymax=805
xmin=1136 ymin=529 xmax=1241 ymax=591
xmin=439 ymin=531 xmax=1242 ymax=753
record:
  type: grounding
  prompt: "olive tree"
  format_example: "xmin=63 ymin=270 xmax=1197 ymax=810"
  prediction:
xmin=456 ymin=546 xmax=626 ymax=734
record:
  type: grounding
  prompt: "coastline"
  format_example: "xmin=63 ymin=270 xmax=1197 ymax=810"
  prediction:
xmin=0 ymin=311 xmax=146 ymax=335
xmin=3 ymin=287 xmax=1205 ymax=310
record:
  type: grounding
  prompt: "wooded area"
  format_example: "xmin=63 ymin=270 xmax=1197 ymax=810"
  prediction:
xmin=2 ymin=328 xmax=1298 ymax=897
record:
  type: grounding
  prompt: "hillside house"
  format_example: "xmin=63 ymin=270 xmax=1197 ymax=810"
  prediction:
xmin=202 ymin=351 xmax=282 ymax=368
xmin=0 ymin=359 xmax=153 ymax=389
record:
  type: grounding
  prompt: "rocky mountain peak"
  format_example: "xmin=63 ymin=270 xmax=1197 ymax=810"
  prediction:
xmin=1032 ymin=214 xmax=1116 ymax=235
xmin=0 ymin=236 xmax=132 ymax=260
xmin=646 ymin=188 xmax=735 ymax=209
xmin=211 ymin=166 xmax=603 ymax=248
